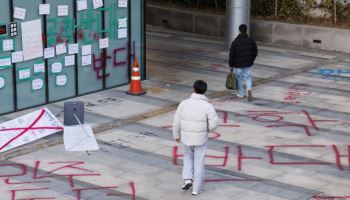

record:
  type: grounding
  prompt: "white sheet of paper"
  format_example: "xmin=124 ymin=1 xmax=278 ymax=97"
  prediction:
xmin=99 ymin=38 xmax=109 ymax=49
xmin=0 ymin=58 xmax=12 ymax=67
xmin=57 ymin=5 xmax=69 ymax=16
xmin=51 ymin=62 xmax=62 ymax=73
xmin=56 ymin=43 xmax=67 ymax=55
xmin=56 ymin=75 xmax=67 ymax=86
xmin=0 ymin=108 xmax=63 ymax=153
xmin=3 ymin=39 xmax=14 ymax=51
xmin=77 ymin=0 xmax=87 ymax=11
xmin=68 ymin=43 xmax=79 ymax=54
xmin=0 ymin=77 xmax=4 ymax=89
xmin=118 ymin=18 xmax=127 ymax=28
xmin=93 ymin=0 xmax=103 ymax=9
xmin=21 ymin=19 xmax=44 ymax=61
xmin=118 ymin=0 xmax=127 ymax=8
xmin=14 ymin=7 xmax=26 ymax=20
xmin=32 ymin=79 xmax=43 ymax=90
xmin=39 ymin=4 xmax=50 ymax=15
xmin=65 ymin=55 xmax=75 ymax=66
xmin=82 ymin=55 xmax=91 ymax=66
xmin=18 ymin=68 xmax=31 ymax=80
xmin=12 ymin=51 xmax=24 ymax=63
xmin=81 ymin=44 xmax=91 ymax=56
xmin=64 ymin=124 xmax=100 ymax=151
xmin=34 ymin=63 xmax=45 ymax=74
xmin=118 ymin=28 xmax=127 ymax=39
xmin=44 ymin=47 xmax=55 ymax=59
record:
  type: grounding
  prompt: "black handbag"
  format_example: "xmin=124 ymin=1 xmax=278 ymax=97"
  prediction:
xmin=225 ymin=68 xmax=237 ymax=90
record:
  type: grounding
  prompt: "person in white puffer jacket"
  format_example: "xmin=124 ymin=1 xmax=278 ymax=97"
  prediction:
xmin=173 ymin=80 xmax=218 ymax=196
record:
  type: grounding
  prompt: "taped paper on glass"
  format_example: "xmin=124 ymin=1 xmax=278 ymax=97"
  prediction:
xmin=68 ymin=43 xmax=79 ymax=54
xmin=2 ymin=39 xmax=14 ymax=51
xmin=51 ymin=62 xmax=62 ymax=73
xmin=21 ymin=19 xmax=43 ymax=61
xmin=65 ymin=55 xmax=75 ymax=66
xmin=0 ymin=108 xmax=63 ymax=153
xmin=14 ymin=7 xmax=26 ymax=20
xmin=32 ymin=78 xmax=44 ymax=90
xmin=18 ymin=68 xmax=31 ymax=80
xmin=57 ymin=5 xmax=69 ymax=17
xmin=77 ymin=0 xmax=87 ymax=11
xmin=44 ymin=47 xmax=55 ymax=59
xmin=81 ymin=44 xmax=91 ymax=56
xmin=56 ymin=75 xmax=67 ymax=86
xmin=56 ymin=43 xmax=67 ymax=56
xmin=82 ymin=55 xmax=91 ymax=66
xmin=12 ymin=51 xmax=23 ymax=63
xmin=34 ymin=62 xmax=45 ymax=74
xmin=0 ymin=57 xmax=12 ymax=68
xmin=39 ymin=4 xmax=50 ymax=15
xmin=64 ymin=124 xmax=100 ymax=151
xmin=0 ymin=77 xmax=5 ymax=89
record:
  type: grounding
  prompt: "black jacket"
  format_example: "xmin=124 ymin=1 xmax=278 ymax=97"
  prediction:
xmin=229 ymin=33 xmax=258 ymax=68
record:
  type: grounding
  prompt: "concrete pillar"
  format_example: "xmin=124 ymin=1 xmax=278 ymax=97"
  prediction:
xmin=226 ymin=0 xmax=251 ymax=50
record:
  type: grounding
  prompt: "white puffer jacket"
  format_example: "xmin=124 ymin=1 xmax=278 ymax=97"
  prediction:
xmin=173 ymin=93 xmax=218 ymax=146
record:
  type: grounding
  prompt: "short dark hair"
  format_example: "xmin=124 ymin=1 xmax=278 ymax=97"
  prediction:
xmin=193 ymin=80 xmax=207 ymax=94
xmin=239 ymin=24 xmax=247 ymax=33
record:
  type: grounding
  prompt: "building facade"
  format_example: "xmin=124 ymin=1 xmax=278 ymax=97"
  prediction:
xmin=0 ymin=0 xmax=145 ymax=115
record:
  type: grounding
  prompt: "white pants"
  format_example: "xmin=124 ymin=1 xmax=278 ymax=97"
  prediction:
xmin=182 ymin=143 xmax=207 ymax=193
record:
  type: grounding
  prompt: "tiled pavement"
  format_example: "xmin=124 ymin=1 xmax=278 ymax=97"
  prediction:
xmin=0 ymin=26 xmax=349 ymax=200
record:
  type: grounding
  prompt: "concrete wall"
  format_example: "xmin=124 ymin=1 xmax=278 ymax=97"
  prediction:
xmin=147 ymin=4 xmax=350 ymax=53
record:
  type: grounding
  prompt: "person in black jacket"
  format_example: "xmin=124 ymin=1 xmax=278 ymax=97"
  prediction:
xmin=229 ymin=24 xmax=258 ymax=101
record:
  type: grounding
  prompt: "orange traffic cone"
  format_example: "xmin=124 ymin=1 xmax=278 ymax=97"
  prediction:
xmin=127 ymin=58 xmax=146 ymax=95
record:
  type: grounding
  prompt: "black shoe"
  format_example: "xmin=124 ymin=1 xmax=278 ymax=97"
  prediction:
xmin=181 ymin=182 xmax=192 ymax=190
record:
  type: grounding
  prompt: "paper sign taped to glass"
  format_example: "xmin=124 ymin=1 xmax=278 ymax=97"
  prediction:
xmin=63 ymin=124 xmax=99 ymax=151
xmin=0 ymin=108 xmax=63 ymax=153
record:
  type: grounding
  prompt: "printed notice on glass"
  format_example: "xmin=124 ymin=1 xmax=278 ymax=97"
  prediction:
xmin=56 ymin=75 xmax=67 ymax=86
xmin=57 ymin=5 xmax=69 ymax=16
xmin=32 ymin=79 xmax=43 ymax=90
xmin=39 ymin=4 xmax=50 ymax=15
xmin=34 ymin=63 xmax=45 ymax=74
xmin=0 ymin=77 xmax=4 ymax=89
xmin=14 ymin=7 xmax=26 ymax=20
xmin=77 ymin=0 xmax=87 ymax=11
xmin=81 ymin=44 xmax=91 ymax=56
xmin=18 ymin=68 xmax=31 ymax=80
xmin=3 ymin=39 xmax=14 ymax=51
xmin=118 ymin=28 xmax=127 ymax=39
xmin=82 ymin=55 xmax=91 ymax=66
xmin=44 ymin=47 xmax=55 ymax=59
xmin=0 ymin=58 xmax=11 ymax=68
xmin=118 ymin=0 xmax=127 ymax=8
xmin=12 ymin=51 xmax=23 ymax=63
xmin=93 ymin=0 xmax=103 ymax=9
xmin=65 ymin=55 xmax=75 ymax=66
xmin=51 ymin=62 xmax=62 ymax=73
xmin=118 ymin=18 xmax=127 ymax=28
xmin=99 ymin=38 xmax=108 ymax=49
xmin=68 ymin=43 xmax=79 ymax=54
xmin=21 ymin=19 xmax=44 ymax=61
xmin=56 ymin=43 xmax=67 ymax=55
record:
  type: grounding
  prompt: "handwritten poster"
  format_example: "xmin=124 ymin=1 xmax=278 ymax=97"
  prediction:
xmin=44 ymin=47 xmax=55 ymax=59
xmin=0 ymin=108 xmax=63 ymax=153
xmin=56 ymin=75 xmax=67 ymax=86
xmin=82 ymin=55 xmax=91 ymax=66
xmin=0 ymin=77 xmax=5 ymax=89
xmin=14 ymin=7 xmax=26 ymax=20
xmin=39 ymin=4 xmax=50 ymax=15
xmin=118 ymin=28 xmax=127 ymax=39
xmin=118 ymin=18 xmax=127 ymax=28
xmin=18 ymin=68 xmax=31 ymax=80
xmin=21 ymin=19 xmax=43 ymax=61
xmin=93 ymin=0 xmax=103 ymax=9
xmin=65 ymin=55 xmax=75 ymax=66
xmin=51 ymin=62 xmax=62 ymax=73
xmin=77 ymin=0 xmax=87 ymax=11
xmin=81 ymin=44 xmax=91 ymax=56
xmin=12 ymin=51 xmax=24 ymax=63
xmin=57 ymin=5 xmax=69 ymax=16
xmin=99 ymin=38 xmax=109 ymax=49
xmin=118 ymin=0 xmax=127 ymax=8
xmin=56 ymin=43 xmax=67 ymax=55
xmin=68 ymin=43 xmax=79 ymax=54
xmin=32 ymin=78 xmax=44 ymax=90
xmin=34 ymin=62 xmax=45 ymax=74
xmin=0 ymin=57 xmax=12 ymax=68
xmin=2 ymin=39 xmax=14 ymax=51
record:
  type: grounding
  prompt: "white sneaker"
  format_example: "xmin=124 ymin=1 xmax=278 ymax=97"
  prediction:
xmin=181 ymin=180 xmax=192 ymax=190
xmin=236 ymin=93 xmax=244 ymax=98
xmin=192 ymin=191 xmax=202 ymax=195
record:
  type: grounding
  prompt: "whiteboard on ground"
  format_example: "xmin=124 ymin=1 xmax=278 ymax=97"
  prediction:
xmin=0 ymin=108 xmax=63 ymax=153
xmin=63 ymin=125 xmax=99 ymax=151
